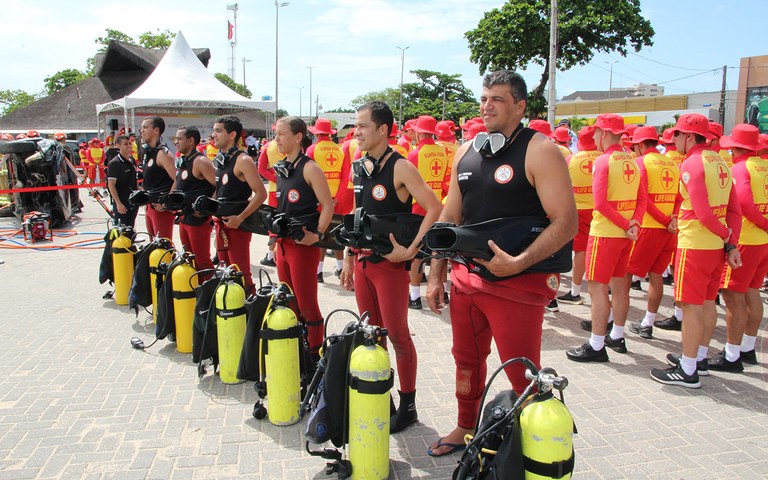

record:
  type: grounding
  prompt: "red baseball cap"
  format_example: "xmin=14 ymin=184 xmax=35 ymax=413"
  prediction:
xmin=528 ymin=119 xmax=553 ymax=136
xmin=551 ymin=126 xmax=571 ymax=143
xmin=759 ymin=133 xmax=768 ymax=149
xmin=594 ymin=114 xmax=626 ymax=135
xmin=719 ymin=124 xmax=761 ymax=151
xmin=465 ymin=122 xmax=488 ymax=141
xmin=661 ymin=128 xmax=675 ymax=145
xmin=435 ymin=121 xmax=456 ymax=141
xmin=670 ymin=113 xmax=714 ymax=140
xmin=412 ymin=115 xmax=438 ymax=135
xmin=628 ymin=125 xmax=659 ymax=145
xmin=708 ymin=121 xmax=723 ymax=138
xmin=404 ymin=119 xmax=416 ymax=132
xmin=308 ymin=118 xmax=336 ymax=135
xmin=577 ymin=126 xmax=596 ymax=151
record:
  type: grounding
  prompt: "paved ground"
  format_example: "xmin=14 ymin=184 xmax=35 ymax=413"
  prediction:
xmin=1 ymin=197 xmax=767 ymax=479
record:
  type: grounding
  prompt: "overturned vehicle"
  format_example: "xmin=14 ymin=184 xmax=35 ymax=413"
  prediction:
xmin=0 ymin=137 xmax=76 ymax=227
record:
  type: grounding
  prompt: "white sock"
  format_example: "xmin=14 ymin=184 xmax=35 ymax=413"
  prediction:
xmin=680 ymin=355 xmax=697 ymax=376
xmin=741 ymin=335 xmax=757 ymax=352
xmin=317 ymin=261 xmax=324 ymax=274
xmin=571 ymin=283 xmax=581 ymax=296
xmin=267 ymin=250 xmax=274 ymax=261
xmin=409 ymin=285 xmax=420 ymax=301
xmin=336 ymin=259 xmax=344 ymax=271
xmin=608 ymin=310 xmax=614 ymax=324
xmin=674 ymin=306 xmax=683 ymax=321
xmin=641 ymin=311 xmax=657 ymax=328
xmin=443 ymin=281 xmax=450 ymax=292
xmin=697 ymin=345 xmax=708 ymax=362
xmin=724 ymin=343 xmax=740 ymax=362
xmin=662 ymin=268 xmax=669 ymax=279
xmin=589 ymin=333 xmax=605 ymax=351
xmin=610 ymin=324 xmax=625 ymax=340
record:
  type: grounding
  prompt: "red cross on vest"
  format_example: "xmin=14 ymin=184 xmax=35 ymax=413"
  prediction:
xmin=431 ymin=160 xmax=442 ymax=176
xmin=580 ymin=159 xmax=593 ymax=175
xmin=662 ymin=169 xmax=674 ymax=189
xmin=326 ymin=152 xmax=338 ymax=167
xmin=717 ymin=164 xmax=729 ymax=188
xmin=623 ymin=162 xmax=635 ymax=183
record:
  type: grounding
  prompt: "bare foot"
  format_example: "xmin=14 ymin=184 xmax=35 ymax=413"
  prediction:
xmin=428 ymin=426 xmax=473 ymax=456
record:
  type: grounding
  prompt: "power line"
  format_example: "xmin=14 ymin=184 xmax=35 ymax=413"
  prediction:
xmin=627 ymin=52 xmax=713 ymax=72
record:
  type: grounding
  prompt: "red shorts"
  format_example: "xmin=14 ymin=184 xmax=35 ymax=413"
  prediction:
xmin=627 ymin=228 xmax=676 ymax=277
xmin=573 ymin=209 xmax=592 ymax=252
xmin=585 ymin=236 xmax=632 ymax=284
xmin=674 ymin=248 xmax=725 ymax=304
xmin=721 ymin=243 xmax=768 ymax=293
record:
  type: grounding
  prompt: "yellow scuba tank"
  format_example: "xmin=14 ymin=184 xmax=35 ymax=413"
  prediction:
xmin=111 ymin=227 xmax=134 ymax=305
xmin=519 ymin=388 xmax=575 ymax=479
xmin=215 ymin=270 xmax=247 ymax=384
xmin=149 ymin=241 xmax=174 ymax=324
xmin=171 ymin=252 xmax=198 ymax=353
xmin=348 ymin=325 xmax=394 ymax=480
xmin=262 ymin=285 xmax=302 ymax=426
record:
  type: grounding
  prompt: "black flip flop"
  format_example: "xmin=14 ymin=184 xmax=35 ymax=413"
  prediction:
xmin=427 ymin=437 xmax=466 ymax=457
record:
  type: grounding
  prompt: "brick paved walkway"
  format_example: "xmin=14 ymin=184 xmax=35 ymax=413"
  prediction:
xmin=0 ymin=199 xmax=766 ymax=479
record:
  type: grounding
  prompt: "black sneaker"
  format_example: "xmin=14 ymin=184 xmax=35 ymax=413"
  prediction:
xmin=443 ymin=292 xmax=450 ymax=305
xmin=317 ymin=272 xmax=324 ymax=283
xmin=566 ymin=342 xmax=609 ymax=362
xmin=580 ymin=320 xmax=613 ymax=332
xmin=409 ymin=297 xmax=422 ymax=310
xmin=665 ymin=353 xmax=709 ymax=376
xmin=546 ymin=299 xmax=559 ymax=312
xmin=259 ymin=254 xmax=276 ymax=267
xmin=334 ymin=268 xmax=342 ymax=278
xmin=557 ymin=292 xmax=584 ymax=305
xmin=650 ymin=364 xmax=700 ymax=388
xmin=604 ymin=335 xmax=627 ymax=353
xmin=663 ymin=275 xmax=673 ymax=286
xmin=631 ymin=280 xmax=643 ymax=291
xmin=741 ymin=349 xmax=758 ymax=365
xmin=654 ymin=315 xmax=682 ymax=331
xmin=707 ymin=350 xmax=744 ymax=373
xmin=629 ymin=322 xmax=653 ymax=339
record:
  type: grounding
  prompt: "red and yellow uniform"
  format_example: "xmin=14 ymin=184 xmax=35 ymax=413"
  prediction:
xmin=586 ymin=145 xmax=647 ymax=284
xmin=721 ymin=153 xmax=768 ymax=292
xmin=437 ymin=139 xmax=458 ymax=198
xmin=205 ymin=142 xmax=218 ymax=161
xmin=557 ymin=144 xmax=572 ymax=159
xmin=257 ymin=140 xmax=285 ymax=207
xmin=87 ymin=143 xmax=105 ymax=184
xmin=674 ymin=145 xmax=741 ymax=304
xmin=307 ymin=136 xmax=348 ymax=214
xmin=718 ymin=149 xmax=733 ymax=168
xmin=408 ymin=138 xmax=448 ymax=214
xmin=335 ymin=138 xmax=359 ymax=215
xmin=627 ymin=152 xmax=680 ymax=276
xmin=567 ymin=149 xmax=600 ymax=252
xmin=665 ymin=148 xmax=684 ymax=167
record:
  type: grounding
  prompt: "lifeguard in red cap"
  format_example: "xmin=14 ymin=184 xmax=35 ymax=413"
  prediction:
xmin=407 ymin=115 xmax=449 ymax=308
xmin=661 ymin=128 xmax=684 ymax=166
xmin=624 ymin=126 xmax=680 ymax=340
xmin=649 ymin=113 xmax=741 ymax=388
xmin=307 ymin=118 xmax=348 ymax=279
xmin=86 ymin=137 xmax=106 ymax=193
xmin=708 ymin=121 xmax=733 ymax=167
xmin=398 ymin=119 xmax=414 ymax=153
xmin=556 ymin=126 xmax=601 ymax=306
xmin=435 ymin=120 xmax=458 ymax=199
xmin=698 ymin=124 xmax=767 ymax=371
xmin=566 ymin=113 xmax=647 ymax=362
xmin=552 ymin=126 xmax=573 ymax=158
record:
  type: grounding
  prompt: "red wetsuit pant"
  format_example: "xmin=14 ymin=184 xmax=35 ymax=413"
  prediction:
xmin=215 ymin=219 xmax=254 ymax=292
xmin=275 ymin=238 xmax=324 ymax=352
xmin=353 ymin=256 xmax=417 ymax=393
xmin=450 ymin=264 xmax=555 ymax=429
xmin=145 ymin=205 xmax=175 ymax=241
xmin=179 ymin=220 xmax=214 ymax=281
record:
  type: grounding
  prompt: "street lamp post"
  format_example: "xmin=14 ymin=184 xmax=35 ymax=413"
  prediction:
xmin=242 ymin=58 xmax=251 ymax=88
xmin=606 ymin=60 xmax=618 ymax=99
xmin=298 ymin=86 xmax=304 ymax=117
xmin=397 ymin=46 xmax=409 ymax=126
xmin=306 ymin=66 xmax=314 ymax=118
xmin=275 ymin=1 xmax=289 ymax=113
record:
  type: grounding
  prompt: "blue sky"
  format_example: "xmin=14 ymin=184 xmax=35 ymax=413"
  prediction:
xmin=0 ymin=0 xmax=765 ymax=116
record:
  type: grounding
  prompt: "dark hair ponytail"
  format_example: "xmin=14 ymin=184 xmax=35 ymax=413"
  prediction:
xmin=279 ymin=116 xmax=312 ymax=150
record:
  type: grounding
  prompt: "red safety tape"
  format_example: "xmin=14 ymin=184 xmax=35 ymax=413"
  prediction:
xmin=0 ymin=183 xmax=106 ymax=194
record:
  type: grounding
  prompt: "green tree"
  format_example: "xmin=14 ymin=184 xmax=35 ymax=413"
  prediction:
xmin=465 ymin=0 xmax=654 ymax=118
xmin=350 ymin=88 xmax=401 ymax=110
xmin=276 ymin=109 xmax=289 ymax=118
xmin=44 ymin=69 xmax=88 ymax=95
xmin=214 ymin=73 xmax=252 ymax=98
xmin=95 ymin=28 xmax=135 ymax=51
xmin=325 ymin=107 xmax=356 ymax=113
xmin=0 ymin=89 xmax=36 ymax=116
xmin=138 ymin=29 xmax=176 ymax=49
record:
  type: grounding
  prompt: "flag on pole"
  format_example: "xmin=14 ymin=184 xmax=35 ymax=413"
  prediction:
xmin=228 ymin=21 xmax=234 ymax=40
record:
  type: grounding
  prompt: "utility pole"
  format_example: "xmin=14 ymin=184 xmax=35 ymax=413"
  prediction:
xmin=442 ymin=86 xmax=446 ymax=121
xmin=298 ymin=86 xmax=304 ymax=117
xmin=242 ymin=58 xmax=251 ymax=88
xmin=306 ymin=66 xmax=314 ymax=118
xmin=547 ymin=0 xmax=557 ymax=125
xmin=719 ymin=65 xmax=727 ymax=126
xmin=397 ymin=46 xmax=409 ymax=126
xmin=274 ymin=1 xmax=289 ymax=113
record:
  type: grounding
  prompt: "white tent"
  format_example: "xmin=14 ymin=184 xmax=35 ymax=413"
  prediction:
xmin=96 ymin=31 xmax=274 ymax=122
